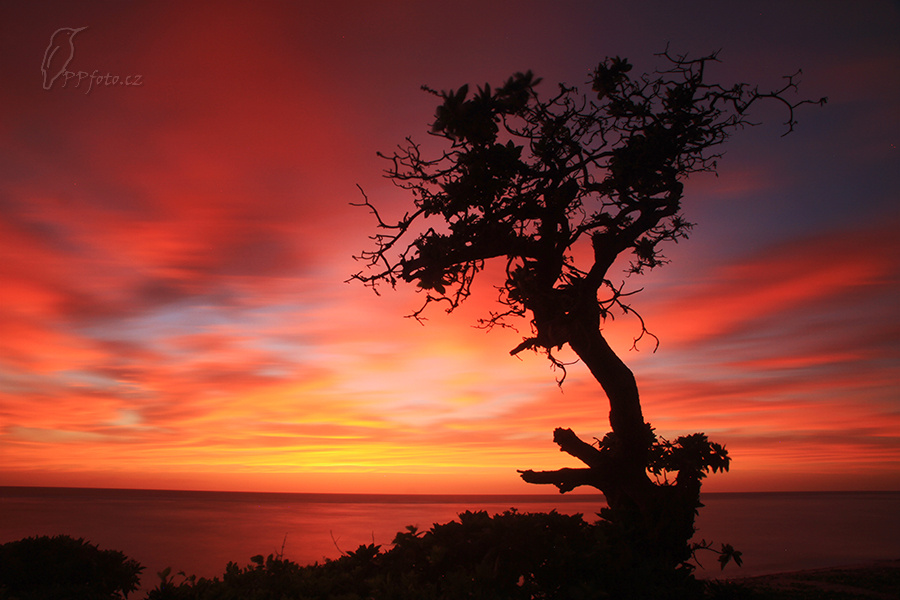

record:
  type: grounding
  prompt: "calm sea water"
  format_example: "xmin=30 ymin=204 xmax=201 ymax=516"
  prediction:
xmin=2 ymin=487 xmax=898 ymax=594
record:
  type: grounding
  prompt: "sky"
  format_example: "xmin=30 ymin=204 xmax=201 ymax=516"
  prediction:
xmin=0 ymin=1 xmax=898 ymax=495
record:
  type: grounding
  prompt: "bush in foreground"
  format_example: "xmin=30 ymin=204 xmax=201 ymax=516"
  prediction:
xmin=1 ymin=513 xmax=746 ymax=599
xmin=147 ymin=510 xmax=723 ymax=600
xmin=0 ymin=534 xmax=143 ymax=600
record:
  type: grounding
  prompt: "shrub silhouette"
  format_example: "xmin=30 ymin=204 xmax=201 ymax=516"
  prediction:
xmin=0 ymin=534 xmax=143 ymax=600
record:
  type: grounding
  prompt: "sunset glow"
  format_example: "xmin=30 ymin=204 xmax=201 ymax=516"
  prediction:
xmin=1 ymin=1 xmax=898 ymax=494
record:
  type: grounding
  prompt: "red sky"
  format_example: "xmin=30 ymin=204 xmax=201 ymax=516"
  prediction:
xmin=1 ymin=1 xmax=898 ymax=494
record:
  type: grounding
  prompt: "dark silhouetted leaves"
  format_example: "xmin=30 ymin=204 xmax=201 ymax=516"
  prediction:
xmin=0 ymin=535 xmax=143 ymax=600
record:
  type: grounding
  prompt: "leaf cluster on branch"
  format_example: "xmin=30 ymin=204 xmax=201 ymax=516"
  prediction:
xmin=517 ymin=427 xmax=731 ymax=495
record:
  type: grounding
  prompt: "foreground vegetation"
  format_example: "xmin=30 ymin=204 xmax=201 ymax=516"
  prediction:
xmin=0 ymin=510 xmax=728 ymax=600
xmin=0 ymin=534 xmax=142 ymax=600
xmin=1 ymin=510 xmax=721 ymax=600
xmin=3 ymin=518 xmax=894 ymax=600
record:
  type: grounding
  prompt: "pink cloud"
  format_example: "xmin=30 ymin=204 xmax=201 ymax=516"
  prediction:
xmin=641 ymin=222 xmax=900 ymax=347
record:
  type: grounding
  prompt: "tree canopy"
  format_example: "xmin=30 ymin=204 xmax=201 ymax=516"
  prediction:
xmin=352 ymin=50 xmax=823 ymax=369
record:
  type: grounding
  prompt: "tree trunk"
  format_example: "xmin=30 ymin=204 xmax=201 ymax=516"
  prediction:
xmin=567 ymin=326 xmax=648 ymax=457
xmin=566 ymin=325 xmax=658 ymax=510
xmin=519 ymin=314 xmax=700 ymax=578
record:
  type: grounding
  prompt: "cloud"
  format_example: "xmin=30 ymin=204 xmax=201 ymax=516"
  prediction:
xmin=2 ymin=1 xmax=899 ymax=493
xmin=642 ymin=221 xmax=900 ymax=348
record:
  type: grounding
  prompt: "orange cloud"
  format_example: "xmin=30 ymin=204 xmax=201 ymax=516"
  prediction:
xmin=2 ymin=1 xmax=898 ymax=494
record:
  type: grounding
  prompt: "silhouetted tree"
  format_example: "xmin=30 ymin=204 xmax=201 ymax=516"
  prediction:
xmin=352 ymin=50 xmax=824 ymax=584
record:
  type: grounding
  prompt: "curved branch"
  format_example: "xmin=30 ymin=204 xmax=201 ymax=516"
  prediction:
xmin=518 ymin=467 xmax=601 ymax=494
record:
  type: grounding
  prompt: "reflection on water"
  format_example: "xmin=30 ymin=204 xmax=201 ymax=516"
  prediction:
xmin=2 ymin=487 xmax=898 ymax=592
xmin=692 ymin=491 xmax=900 ymax=578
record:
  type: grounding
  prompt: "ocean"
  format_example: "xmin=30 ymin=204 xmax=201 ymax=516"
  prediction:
xmin=1 ymin=487 xmax=898 ymax=594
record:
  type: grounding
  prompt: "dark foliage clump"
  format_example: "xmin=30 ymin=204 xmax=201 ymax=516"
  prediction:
xmin=0 ymin=534 xmax=143 ymax=600
xmin=145 ymin=510 xmax=737 ymax=600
